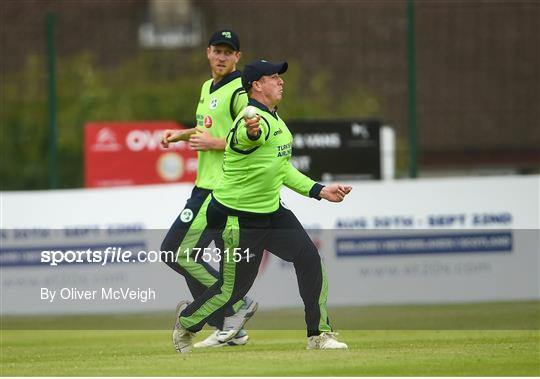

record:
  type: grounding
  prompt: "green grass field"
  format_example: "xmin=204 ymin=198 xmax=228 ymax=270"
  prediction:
xmin=1 ymin=301 xmax=539 ymax=376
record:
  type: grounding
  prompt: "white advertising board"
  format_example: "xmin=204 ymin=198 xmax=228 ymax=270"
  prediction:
xmin=1 ymin=176 xmax=538 ymax=314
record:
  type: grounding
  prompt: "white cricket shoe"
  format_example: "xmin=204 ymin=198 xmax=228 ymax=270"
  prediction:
xmin=194 ymin=329 xmax=249 ymax=348
xmin=172 ymin=300 xmax=196 ymax=353
xmin=217 ymin=298 xmax=258 ymax=342
xmin=307 ymin=332 xmax=348 ymax=350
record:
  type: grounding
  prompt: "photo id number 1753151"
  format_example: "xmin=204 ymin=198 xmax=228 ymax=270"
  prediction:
xmin=184 ymin=248 xmax=252 ymax=263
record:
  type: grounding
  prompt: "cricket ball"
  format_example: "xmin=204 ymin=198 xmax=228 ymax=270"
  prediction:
xmin=244 ymin=106 xmax=258 ymax=119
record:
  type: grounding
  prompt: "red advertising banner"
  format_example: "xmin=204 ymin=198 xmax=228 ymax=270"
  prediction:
xmin=85 ymin=122 xmax=197 ymax=188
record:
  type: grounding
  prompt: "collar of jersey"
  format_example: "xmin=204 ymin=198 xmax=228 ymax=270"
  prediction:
xmin=210 ymin=70 xmax=241 ymax=93
xmin=248 ymin=98 xmax=278 ymax=120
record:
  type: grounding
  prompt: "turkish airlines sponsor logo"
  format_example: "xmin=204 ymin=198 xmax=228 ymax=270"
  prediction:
xmin=293 ymin=133 xmax=341 ymax=148
xmin=91 ymin=128 xmax=122 ymax=152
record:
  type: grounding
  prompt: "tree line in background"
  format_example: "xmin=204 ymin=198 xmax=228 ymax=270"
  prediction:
xmin=1 ymin=50 xmax=398 ymax=190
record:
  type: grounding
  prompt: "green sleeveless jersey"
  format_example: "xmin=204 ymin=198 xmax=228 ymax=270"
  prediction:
xmin=194 ymin=73 xmax=247 ymax=190
xmin=213 ymin=101 xmax=319 ymax=213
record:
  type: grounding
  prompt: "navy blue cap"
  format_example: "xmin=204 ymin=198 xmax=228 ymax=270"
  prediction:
xmin=208 ymin=29 xmax=240 ymax=51
xmin=242 ymin=60 xmax=288 ymax=91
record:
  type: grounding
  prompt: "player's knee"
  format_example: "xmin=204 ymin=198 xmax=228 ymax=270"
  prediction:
xmin=293 ymin=244 xmax=321 ymax=272
xmin=303 ymin=241 xmax=320 ymax=262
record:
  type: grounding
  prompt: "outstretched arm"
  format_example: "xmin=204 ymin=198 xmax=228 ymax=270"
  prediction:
xmin=283 ymin=162 xmax=318 ymax=197
xmin=160 ymin=128 xmax=198 ymax=148
xmin=188 ymin=130 xmax=226 ymax=151
xmin=283 ymin=162 xmax=353 ymax=202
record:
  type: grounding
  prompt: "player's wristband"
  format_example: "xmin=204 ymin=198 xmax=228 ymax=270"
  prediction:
xmin=309 ymin=183 xmax=324 ymax=200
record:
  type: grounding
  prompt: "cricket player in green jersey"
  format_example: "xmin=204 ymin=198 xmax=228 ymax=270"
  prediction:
xmin=160 ymin=30 xmax=258 ymax=348
xmin=172 ymin=60 xmax=352 ymax=353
